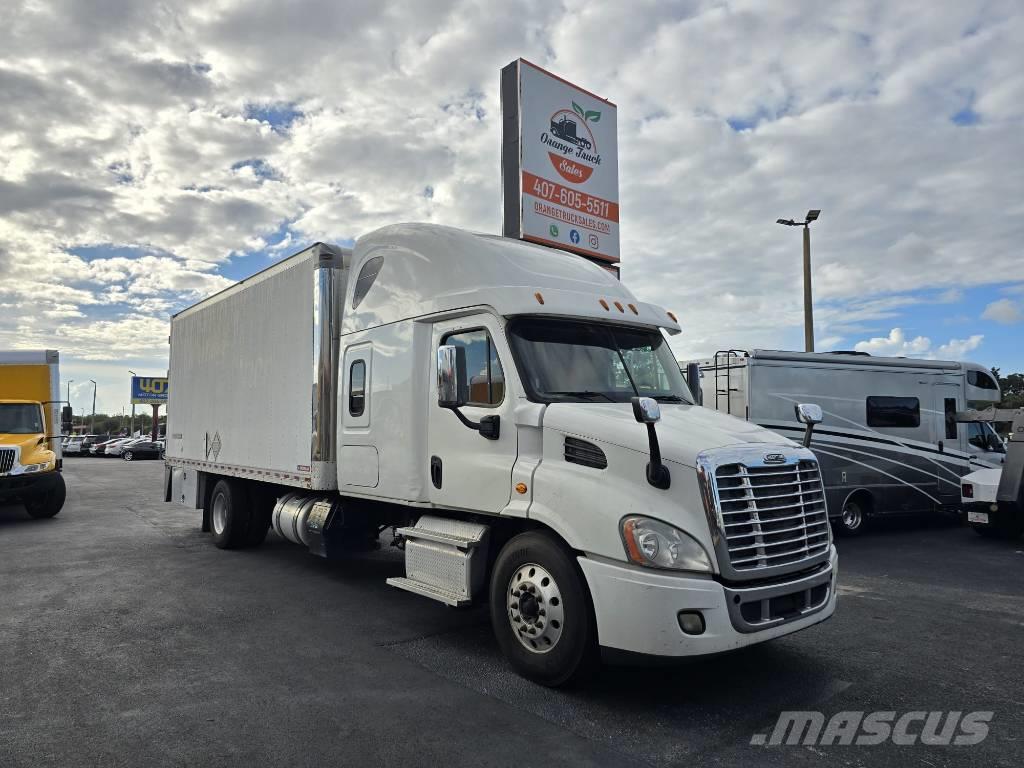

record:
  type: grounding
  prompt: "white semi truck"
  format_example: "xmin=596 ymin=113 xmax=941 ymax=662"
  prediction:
xmin=165 ymin=223 xmax=837 ymax=685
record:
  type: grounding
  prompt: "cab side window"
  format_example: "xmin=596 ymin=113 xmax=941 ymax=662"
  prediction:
xmin=442 ymin=329 xmax=505 ymax=406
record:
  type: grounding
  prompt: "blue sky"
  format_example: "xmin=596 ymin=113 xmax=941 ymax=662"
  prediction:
xmin=1 ymin=0 xmax=1022 ymax=414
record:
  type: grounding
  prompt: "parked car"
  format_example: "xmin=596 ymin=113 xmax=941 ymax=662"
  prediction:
xmin=90 ymin=437 xmax=123 ymax=456
xmin=63 ymin=435 xmax=98 ymax=455
xmin=123 ymin=441 xmax=163 ymax=461
xmin=100 ymin=438 xmax=134 ymax=456
xmin=106 ymin=438 xmax=146 ymax=457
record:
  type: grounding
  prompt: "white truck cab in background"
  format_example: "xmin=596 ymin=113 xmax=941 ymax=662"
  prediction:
xmin=165 ymin=223 xmax=837 ymax=686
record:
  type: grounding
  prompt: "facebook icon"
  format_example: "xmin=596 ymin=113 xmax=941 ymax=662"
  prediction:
xmin=570 ymin=229 xmax=580 ymax=244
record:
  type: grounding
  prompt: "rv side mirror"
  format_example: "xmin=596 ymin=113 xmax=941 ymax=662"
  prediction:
xmin=437 ymin=345 xmax=466 ymax=409
xmin=632 ymin=396 xmax=662 ymax=424
xmin=795 ymin=403 xmax=823 ymax=425
xmin=794 ymin=403 xmax=823 ymax=448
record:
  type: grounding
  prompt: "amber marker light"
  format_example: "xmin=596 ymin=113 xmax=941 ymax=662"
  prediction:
xmin=599 ymin=299 xmax=610 ymax=310
xmin=614 ymin=301 xmax=624 ymax=312
xmin=515 ymin=482 xmax=528 ymax=494
xmin=667 ymin=311 xmax=678 ymax=322
xmin=534 ymin=292 xmax=545 ymax=305
xmin=621 ymin=518 xmax=645 ymax=564
xmin=628 ymin=303 xmax=638 ymax=314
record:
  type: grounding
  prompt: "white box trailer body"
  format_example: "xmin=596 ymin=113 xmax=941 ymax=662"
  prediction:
xmin=167 ymin=224 xmax=838 ymax=686
xmin=167 ymin=243 xmax=349 ymax=496
xmin=683 ymin=350 xmax=1004 ymax=534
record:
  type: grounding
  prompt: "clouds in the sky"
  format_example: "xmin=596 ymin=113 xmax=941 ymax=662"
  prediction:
xmin=982 ymin=298 xmax=1022 ymax=324
xmin=0 ymin=0 xmax=1022 ymax=411
xmin=853 ymin=327 xmax=984 ymax=360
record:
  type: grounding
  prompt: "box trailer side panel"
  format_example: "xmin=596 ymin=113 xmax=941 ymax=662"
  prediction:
xmin=0 ymin=349 xmax=61 ymax=457
xmin=168 ymin=248 xmax=345 ymax=490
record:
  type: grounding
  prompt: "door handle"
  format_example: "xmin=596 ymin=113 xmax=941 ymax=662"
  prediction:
xmin=430 ymin=456 xmax=442 ymax=489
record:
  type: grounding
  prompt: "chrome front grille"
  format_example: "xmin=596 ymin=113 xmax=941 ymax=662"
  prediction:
xmin=0 ymin=448 xmax=15 ymax=475
xmin=714 ymin=459 xmax=829 ymax=572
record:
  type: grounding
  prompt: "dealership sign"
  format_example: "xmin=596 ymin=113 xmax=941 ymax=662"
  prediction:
xmin=501 ymin=59 xmax=619 ymax=265
xmin=131 ymin=376 xmax=168 ymax=405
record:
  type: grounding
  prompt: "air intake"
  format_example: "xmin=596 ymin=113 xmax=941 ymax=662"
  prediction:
xmin=564 ymin=437 xmax=607 ymax=470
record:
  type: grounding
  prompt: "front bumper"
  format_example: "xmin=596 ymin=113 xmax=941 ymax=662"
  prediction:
xmin=0 ymin=470 xmax=60 ymax=501
xmin=578 ymin=546 xmax=838 ymax=657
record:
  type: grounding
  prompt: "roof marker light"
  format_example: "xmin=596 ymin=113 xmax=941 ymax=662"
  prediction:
xmin=667 ymin=311 xmax=678 ymax=322
xmin=599 ymin=299 xmax=610 ymax=310
xmin=628 ymin=303 xmax=638 ymax=315
xmin=614 ymin=301 xmax=624 ymax=312
xmin=534 ymin=292 xmax=545 ymax=305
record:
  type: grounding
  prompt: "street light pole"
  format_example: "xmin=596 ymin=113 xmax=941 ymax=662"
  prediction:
xmin=777 ymin=209 xmax=821 ymax=353
xmin=128 ymin=370 xmax=137 ymax=437
xmin=89 ymin=380 xmax=97 ymax=435
xmin=67 ymin=379 xmax=73 ymax=407
xmin=802 ymin=223 xmax=813 ymax=353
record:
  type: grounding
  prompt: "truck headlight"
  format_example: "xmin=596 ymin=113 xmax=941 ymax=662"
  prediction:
xmin=620 ymin=516 xmax=713 ymax=573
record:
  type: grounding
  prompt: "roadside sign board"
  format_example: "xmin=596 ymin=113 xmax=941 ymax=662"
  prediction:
xmin=501 ymin=59 xmax=619 ymax=264
xmin=131 ymin=376 xmax=168 ymax=405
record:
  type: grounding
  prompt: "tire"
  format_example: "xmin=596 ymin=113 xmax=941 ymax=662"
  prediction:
xmin=25 ymin=473 xmax=66 ymax=519
xmin=208 ymin=478 xmax=255 ymax=549
xmin=123 ymin=451 xmax=134 ymax=461
xmin=834 ymin=498 xmax=867 ymax=537
xmin=489 ymin=531 xmax=598 ymax=687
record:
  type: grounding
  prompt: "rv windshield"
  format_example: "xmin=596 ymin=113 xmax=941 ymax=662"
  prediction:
xmin=0 ymin=403 xmax=44 ymax=434
xmin=508 ymin=318 xmax=693 ymax=404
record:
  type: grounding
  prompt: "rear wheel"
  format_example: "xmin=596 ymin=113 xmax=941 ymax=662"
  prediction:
xmin=123 ymin=451 xmax=134 ymax=461
xmin=489 ymin=531 xmax=597 ymax=687
xmin=209 ymin=478 xmax=252 ymax=549
xmin=25 ymin=474 xmax=66 ymax=519
xmin=834 ymin=498 xmax=867 ymax=537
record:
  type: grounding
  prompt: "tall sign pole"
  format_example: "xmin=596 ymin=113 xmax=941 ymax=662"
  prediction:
xmin=803 ymin=224 xmax=814 ymax=353
xmin=501 ymin=59 xmax=619 ymax=275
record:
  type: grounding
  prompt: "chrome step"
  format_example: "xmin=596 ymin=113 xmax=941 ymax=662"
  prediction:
xmin=386 ymin=577 xmax=470 ymax=607
xmin=394 ymin=525 xmax=482 ymax=550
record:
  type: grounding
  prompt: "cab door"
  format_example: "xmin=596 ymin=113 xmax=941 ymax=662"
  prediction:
xmin=932 ymin=381 xmax=965 ymax=504
xmin=428 ymin=315 xmax=518 ymax=513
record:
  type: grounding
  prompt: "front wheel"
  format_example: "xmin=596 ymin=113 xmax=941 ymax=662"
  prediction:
xmin=489 ymin=532 xmax=597 ymax=687
xmin=123 ymin=451 xmax=134 ymax=461
xmin=25 ymin=474 xmax=66 ymax=519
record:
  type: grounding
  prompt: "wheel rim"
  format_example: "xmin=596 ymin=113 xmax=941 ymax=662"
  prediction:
xmin=507 ymin=563 xmax=565 ymax=654
xmin=125 ymin=453 xmax=132 ymax=461
xmin=212 ymin=493 xmax=227 ymax=536
xmin=842 ymin=502 xmax=862 ymax=530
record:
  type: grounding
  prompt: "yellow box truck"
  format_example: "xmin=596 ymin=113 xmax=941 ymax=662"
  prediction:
xmin=0 ymin=350 xmax=66 ymax=518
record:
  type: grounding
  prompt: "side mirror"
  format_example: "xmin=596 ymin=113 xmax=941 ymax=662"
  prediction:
xmin=437 ymin=345 xmax=465 ymax=409
xmin=795 ymin=403 xmax=823 ymax=425
xmin=61 ymin=405 xmax=73 ymax=434
xmin=631 ymin=396 xmax=670 ymax=490
xmin=632 ymin=396 xmax=662 ymax=424
xmin=794 ymin=403 xmax=823 ymax=448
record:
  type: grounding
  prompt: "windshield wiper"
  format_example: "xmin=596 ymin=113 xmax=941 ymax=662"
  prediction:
xmin=652 ymin=394 xmax=687 ymax=403
xmin=547 ymin=390 xmax=617 ymax=402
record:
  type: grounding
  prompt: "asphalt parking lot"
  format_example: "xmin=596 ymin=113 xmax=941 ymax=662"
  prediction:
xmin=1 ymin=459 xmax=1022 ymax=767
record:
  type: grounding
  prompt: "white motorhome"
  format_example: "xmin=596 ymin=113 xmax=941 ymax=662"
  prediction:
xmin=683 ymin=350 xmax=1004 ymax=535
xmin=165 ymin=224 xmax=837 ymax=686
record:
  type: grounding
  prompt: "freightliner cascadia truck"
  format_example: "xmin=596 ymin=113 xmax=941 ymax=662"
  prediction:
xmin=165 ymin=224 xmax=837 ymax=685
xmin=0 ymin=350 xmax=66 ymax=518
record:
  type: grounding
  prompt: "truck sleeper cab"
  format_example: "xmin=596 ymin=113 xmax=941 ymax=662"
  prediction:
xmin=165 ymin=224 xmax=836 ymax=686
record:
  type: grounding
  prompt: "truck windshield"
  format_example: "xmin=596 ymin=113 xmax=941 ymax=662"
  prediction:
xmin=0 ymin=403 xmax=44 ymax=434
xmin=508 ymin=318 xmax=693 ymax=404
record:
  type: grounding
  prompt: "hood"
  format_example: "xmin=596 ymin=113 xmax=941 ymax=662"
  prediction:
xmin=0 ymin=433 xmax=43 ymax=449
xmin=543 ymin=402 xmax=793 ymax=468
